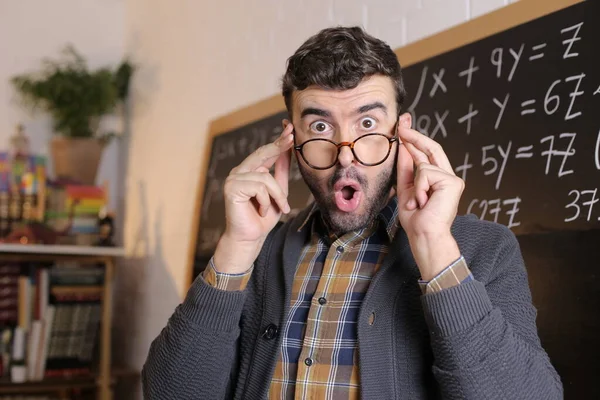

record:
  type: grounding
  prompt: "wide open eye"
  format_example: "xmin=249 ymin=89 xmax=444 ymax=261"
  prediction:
xmin=360 ymin=117 xmax=377 ymax=130
xmin=309 ymin=121 xmax=333 ymax=134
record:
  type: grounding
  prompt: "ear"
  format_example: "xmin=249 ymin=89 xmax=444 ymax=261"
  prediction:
xmin=282 ymin=118 xmax=298 ymax=161
xmin=398 ymin=112 xmax=412 ymax=130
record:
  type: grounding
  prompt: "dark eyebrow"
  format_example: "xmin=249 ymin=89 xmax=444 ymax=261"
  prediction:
xmin=299 ymin=102 xmax=387 ymax=119
xmin=300 ymin=107 xmax=330 ymax=119
xmin=356 ymin=102 xmax=387 ymax=115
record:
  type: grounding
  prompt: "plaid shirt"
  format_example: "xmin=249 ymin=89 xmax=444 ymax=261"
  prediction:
xmin=203 ymin=197 xmax=473 ymax=399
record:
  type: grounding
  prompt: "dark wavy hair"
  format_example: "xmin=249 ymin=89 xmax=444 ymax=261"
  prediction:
xmin=281 ymin=26 xmax=406 ymax=118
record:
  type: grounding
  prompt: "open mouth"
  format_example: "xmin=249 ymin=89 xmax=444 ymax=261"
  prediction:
xmin=342 ymin=186 xmax=357 ymax=200
xmin=333 ymin=180 xmax=362 ymax=212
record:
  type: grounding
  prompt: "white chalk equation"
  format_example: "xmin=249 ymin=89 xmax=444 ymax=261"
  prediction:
xmin=406 ymin=16 xmax=598 ymax=231
xmin=454 ymin=134 xmax=578 ymax=187
xmin=467 ymin=197 xmax=522 ymax=229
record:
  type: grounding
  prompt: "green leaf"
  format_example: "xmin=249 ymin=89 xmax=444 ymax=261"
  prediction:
xmin=10 ymin=44 xmax=134 ymax=142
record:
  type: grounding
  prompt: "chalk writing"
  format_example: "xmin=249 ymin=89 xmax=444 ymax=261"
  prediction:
xmin=521 ymin=99 xmax=536 ymax=115
xmin=490 ymin=44 xmax=524 ymax=82
xmin=515 ymin=145 xmax=534 ymax=159
xmin=565 ymin=73 xmax=585 ymax=120
xmin=565 ymin=189 xmax=599 ymax=222
xmin=493 ymin=94 xmax=510 ymax=130
xmin=430 ymin=68 xmax=447 ymax=97
xmin=455 ymin=152 xmax=473 ymax=182
xmin=430 ymin=110 xmax=449 ymax=139
xmin=458 ymin=103 xmax=478 ymax=134
xmin=561 ymin=22 xmax=583 ymax=59
xmin=595 ymin=129 xmax=600 ymax=170
xmin=458 ymin=56 xmax=479 ymax=87
xmin=467 ymin=197 xmax=521 ymax=229
xmin=540 ymin=133 xmax=577 ymax=177
xmin=529 ymin=43 xmax=547 ymax=61
xmin=481 ymin=141 xmax=512 ymax=190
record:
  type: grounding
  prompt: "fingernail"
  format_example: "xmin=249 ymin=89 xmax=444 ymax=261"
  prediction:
xmin=285 ymin=203 xmax=291 ymax=213
xmin=402 ymin=120 xmax=410 ymax=128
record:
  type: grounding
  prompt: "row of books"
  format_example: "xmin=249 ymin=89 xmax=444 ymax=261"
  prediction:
xmin=45 ymin=184 xmax=106 ymax=237
xmin=0 ymin=263 xmax=104 ymax=382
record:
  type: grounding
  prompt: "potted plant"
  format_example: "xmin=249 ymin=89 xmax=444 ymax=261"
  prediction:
xmin=11 ymin=44 xmax=134 ymax=184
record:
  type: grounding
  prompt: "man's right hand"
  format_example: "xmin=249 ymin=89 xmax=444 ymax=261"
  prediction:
xmin=213 ymin=123 xmax=294 ymax=274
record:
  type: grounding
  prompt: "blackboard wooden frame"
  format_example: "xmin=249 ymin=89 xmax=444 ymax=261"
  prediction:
xmin=186 ymin=0 xmax=583 ymax=288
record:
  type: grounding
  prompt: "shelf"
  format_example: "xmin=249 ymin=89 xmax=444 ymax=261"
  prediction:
xmin=0 ymin=375 xmax=98 ymax=394
xmin=0 ymin=368 xmax=137 ymax=394
xmin=0 ymin=244 xmax=125 ymax=257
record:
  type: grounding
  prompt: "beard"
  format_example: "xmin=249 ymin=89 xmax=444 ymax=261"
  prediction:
xmin=299 ymin=161 xmax=396 ymax=236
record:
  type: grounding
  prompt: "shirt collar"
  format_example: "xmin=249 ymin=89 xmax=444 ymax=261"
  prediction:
xmin=297 ymin=196 xmax=400 ymax=242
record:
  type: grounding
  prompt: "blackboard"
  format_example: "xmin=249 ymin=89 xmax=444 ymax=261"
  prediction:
xmin=188 ymin=1 xmax=598 ymax=397
xmin=189 ymin=0 xmax=597 ymax=269
xmin=396 ymin=6 xmax=600 ymax=395
xmin=402 ymin=0 xmax=599 ymax=235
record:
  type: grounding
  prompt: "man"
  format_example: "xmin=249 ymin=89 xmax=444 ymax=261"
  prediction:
xmin=143 ymin=27 xmax=562 ymax=399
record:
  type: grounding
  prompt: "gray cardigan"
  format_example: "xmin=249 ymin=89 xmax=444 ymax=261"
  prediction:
xmin=142 ymin=208 xmax=563 ymax=399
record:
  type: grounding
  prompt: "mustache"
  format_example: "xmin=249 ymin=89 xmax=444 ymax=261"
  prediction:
xmin=328 ymin=166 xmax=368 ymax=189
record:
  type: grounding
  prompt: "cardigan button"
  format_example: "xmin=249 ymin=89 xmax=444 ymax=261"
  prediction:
xmin=368 ymin=312 xmax=375 ymax=326
xmin=261 ymin=324 xmax=278 ymax=340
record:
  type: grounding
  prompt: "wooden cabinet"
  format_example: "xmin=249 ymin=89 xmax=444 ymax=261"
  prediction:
xmin=0 ymin=244 xmax=125 ymax=400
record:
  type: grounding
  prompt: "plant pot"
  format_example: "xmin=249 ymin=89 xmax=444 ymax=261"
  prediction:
xmin=50 ymin=137 xmax=104 ymax=185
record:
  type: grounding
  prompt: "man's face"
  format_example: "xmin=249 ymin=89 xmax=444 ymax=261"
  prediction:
xmin=288 ymin=75 xmax=408 ymax=235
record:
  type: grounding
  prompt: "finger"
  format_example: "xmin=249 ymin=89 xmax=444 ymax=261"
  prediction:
xmin=398 ymin=126 xmax=454 ymax=174
xmin=253 ymin=184 xmax=271 ymax=217
xmin=396 ymin=142 xmax=415 ymax=192
xmin=404 ymin=142 xmax=429 ymax=166
xmin=414 ymin=165 xmax=459 ymax=208
xmin=235 ymin=172 xmax=290 ymax=214
xmin=398 ymin=186 xmax=418 ymax=211
xmin=414 ymin=166 xmax=431 ymax=208
xmin=235 ymin=124 xmax=294 ymax=174
xmin=274 ymin=146 xmax=292 ymax=197
xmin=235 ymin=180 xmax=272 ymax=217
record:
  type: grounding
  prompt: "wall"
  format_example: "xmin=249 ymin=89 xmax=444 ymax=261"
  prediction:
xmin=0 ymin=0 xmax=125 ymax=210
xmin=118 ymin=0 xmax=516 ymax=396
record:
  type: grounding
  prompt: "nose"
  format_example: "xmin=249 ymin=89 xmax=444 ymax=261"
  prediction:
xmin=337 ymin=144 xmax=354 ymax=168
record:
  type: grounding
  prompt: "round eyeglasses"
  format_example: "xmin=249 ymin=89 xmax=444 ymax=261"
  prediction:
xmin=294 ymin=133 xmax=399 ymax=170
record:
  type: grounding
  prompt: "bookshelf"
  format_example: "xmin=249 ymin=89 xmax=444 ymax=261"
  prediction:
xmin=0 ymin=244 xmax=125 ymax=400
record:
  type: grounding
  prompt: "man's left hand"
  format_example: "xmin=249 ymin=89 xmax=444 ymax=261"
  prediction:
xmin=396 ymin=118 xmax=465 ymax=281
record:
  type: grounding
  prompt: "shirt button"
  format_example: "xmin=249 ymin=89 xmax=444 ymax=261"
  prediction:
xmin=304 ymin=357 xmax=313 ymax=366
xmin=336 ymin=245 xmax=344 ymax=254
xmin=318 ymin=297 xmax=327 ymax=305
